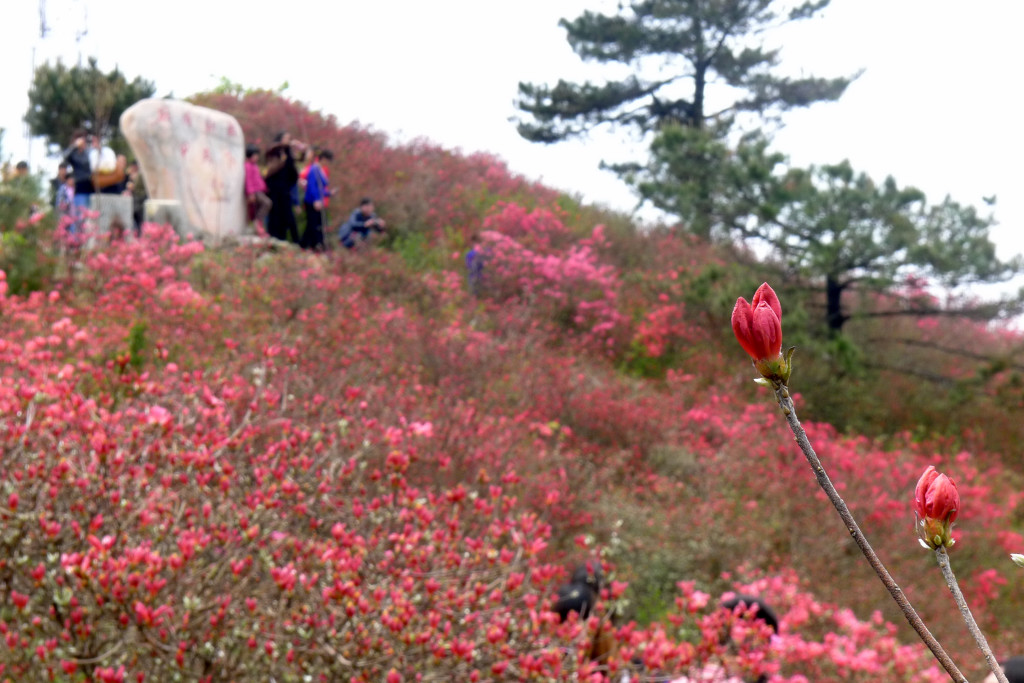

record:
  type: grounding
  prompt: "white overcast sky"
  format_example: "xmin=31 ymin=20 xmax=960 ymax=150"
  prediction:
xmin=2 ymin=0 xmax=1024 ymax=296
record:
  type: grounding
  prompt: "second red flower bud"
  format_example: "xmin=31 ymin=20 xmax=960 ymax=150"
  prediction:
xmin=913 ymin=465 xmax=960 ymax=550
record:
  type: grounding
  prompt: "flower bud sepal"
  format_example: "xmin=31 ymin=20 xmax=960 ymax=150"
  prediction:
xmin=752 ymin=346 xmax=795 ymax=387
xmin=916 ymin=513 xmax=957 ymax=550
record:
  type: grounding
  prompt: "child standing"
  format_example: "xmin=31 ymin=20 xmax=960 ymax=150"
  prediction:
xmin=56 ymin=171 xmax=76 ymax=222
xmin=244 ymin=144 xmax=272 ymax=231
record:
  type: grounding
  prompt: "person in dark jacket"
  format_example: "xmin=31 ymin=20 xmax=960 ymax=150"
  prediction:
xmin=553 ymin=562 xmax=602 ymax=622
xmin=720 ymin=594 xmax=778 ymax=683
xmin=264 ymin=141 xmax=300 ymax=243
xmin=338 ymin=197 xmax=387 ymax=249
xmin=274 ymin=131 xmax=306 ymax=209
xmin=62 ymin=129 xmax=94 ymax=234
xmin=986 ymin=656 xmax=1024 ymax=683
xmin=49 ymin=165 xmax=68 ymax=208
xmin=721 ymin=594 xmax=779 ymax=635
xmin=124 ymin=160 xmax=147 ymax=236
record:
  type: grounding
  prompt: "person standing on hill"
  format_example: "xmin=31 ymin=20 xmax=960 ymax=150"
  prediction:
xmin=62 ymin=129 xmax=94 ymax=234
xmin=56 ymin=171 xmax=76 ymax=223
xmin=244 ymin=144 xmax=272 ymax=231
xmin=264 ymin=138 xmax=301 ymax=243
xmin=301 ymin=149 xmax=333 ymax=251
xmin=124 ymin=160 xmax=147 ymax=236
xmin=300 ymin=146 xmax=331 ymax=208
xmin=50 ymin=164 xmax=68 ymax=209
xmin=465 ymin=232 xmax=485 ymax=294
xmin=273 ymin=131 xmax=305 ymax=209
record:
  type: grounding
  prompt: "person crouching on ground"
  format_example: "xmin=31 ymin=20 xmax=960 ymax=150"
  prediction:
xmin=339 ymin=197 xmax=386 ymax=249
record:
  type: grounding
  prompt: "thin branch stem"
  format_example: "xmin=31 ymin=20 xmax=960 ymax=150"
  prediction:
xmin=772 ymin=383 xmax=967 ymax=682
xmin=935 ymin=547 xmax=1008 ymax=683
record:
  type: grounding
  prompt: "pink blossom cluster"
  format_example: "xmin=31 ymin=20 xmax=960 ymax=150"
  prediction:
xmin=477 ymin=205 xmax=626 ymax=352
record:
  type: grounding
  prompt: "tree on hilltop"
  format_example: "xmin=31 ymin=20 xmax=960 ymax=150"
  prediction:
xmin=25 ymin=58 xmax=155 ymax=154
xmin=735 ymin=160 xmax=1022 ymax=333
xmin=515 ymin=0 xmax=857 ymax=236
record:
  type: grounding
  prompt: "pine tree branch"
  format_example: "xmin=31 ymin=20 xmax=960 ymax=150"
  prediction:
xmin=856 ymin=306 xmax=1003 ymax=320
xmin=860 ymin=361 xmax=956 ymax=386
xmin=865 ymin=336 xmax=1024 ymax=370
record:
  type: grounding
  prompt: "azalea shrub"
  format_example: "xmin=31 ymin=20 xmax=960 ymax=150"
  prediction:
xmin=472 ymin=201 xmax=643 ymax=356
xmin=0 ymin=172 xmax=57 ymax=293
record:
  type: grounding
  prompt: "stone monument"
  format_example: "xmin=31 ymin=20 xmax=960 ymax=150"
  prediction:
xmin=120 ymin=99 xmax=246 ymax=243
xmin=90 ymin=193 xmax=134 ymax=240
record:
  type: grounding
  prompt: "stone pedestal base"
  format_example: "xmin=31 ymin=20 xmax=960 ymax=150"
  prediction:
xmin=144 ymin=199 xmax=200 ymax=239
xmin=90 ymin=194 xmax=133 ymax=240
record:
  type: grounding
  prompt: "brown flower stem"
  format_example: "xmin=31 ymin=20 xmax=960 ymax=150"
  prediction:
xmin=772 ymin=384 xmax=967 ymax=683
xmin=935 ymin=547 xmax=1008 ymax=683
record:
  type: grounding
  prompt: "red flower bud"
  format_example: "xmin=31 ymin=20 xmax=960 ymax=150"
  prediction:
xmin=733 ymin=283 xmax=791 ymax=383
xmin=914 ymin=465 xmax=960 ymax=549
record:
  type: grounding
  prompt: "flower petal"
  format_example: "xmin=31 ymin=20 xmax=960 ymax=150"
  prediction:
xmin=751 ymin=301 xmax=782 ymax=359
xmin=731 ymin=297 xmax=760 ymax=360
xmin=752 ymin=283 xmax=782 ymax=325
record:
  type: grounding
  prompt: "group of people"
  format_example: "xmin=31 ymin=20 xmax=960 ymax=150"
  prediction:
xmin=244 ymin=132 xmax=386 ymax=251
xmin=58 ymin=129 xmax=146 ymax=236
xmin=46 ymin=128 xmax=486 ymax=295
xmin=51 ymin=126 xmax=386 ymax=250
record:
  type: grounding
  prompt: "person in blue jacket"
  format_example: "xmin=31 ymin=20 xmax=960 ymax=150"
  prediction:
xmin=465 ymin=232 xmax=485 ymax=295
xmin=338 ymin=197 xmax=387 ymax=248
xmin=301 ymin=149 xmax=333 ymax=250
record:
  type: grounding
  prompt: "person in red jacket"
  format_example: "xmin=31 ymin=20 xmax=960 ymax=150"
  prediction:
xmin=244 ymin=144 xmax=272 ymax=230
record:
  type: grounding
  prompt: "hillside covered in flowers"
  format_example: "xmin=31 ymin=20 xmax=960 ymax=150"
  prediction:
xmin=0 ymin=90 xmax=1022 ymax=682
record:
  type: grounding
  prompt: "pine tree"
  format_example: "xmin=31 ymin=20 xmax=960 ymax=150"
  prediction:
xmin=25 ymin=58 xmax=155 ymax=154
xmin=746 ymin=161 xmax=1022 ymax=333
xmin=515 ymin=0 xmax=856 ymax=237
